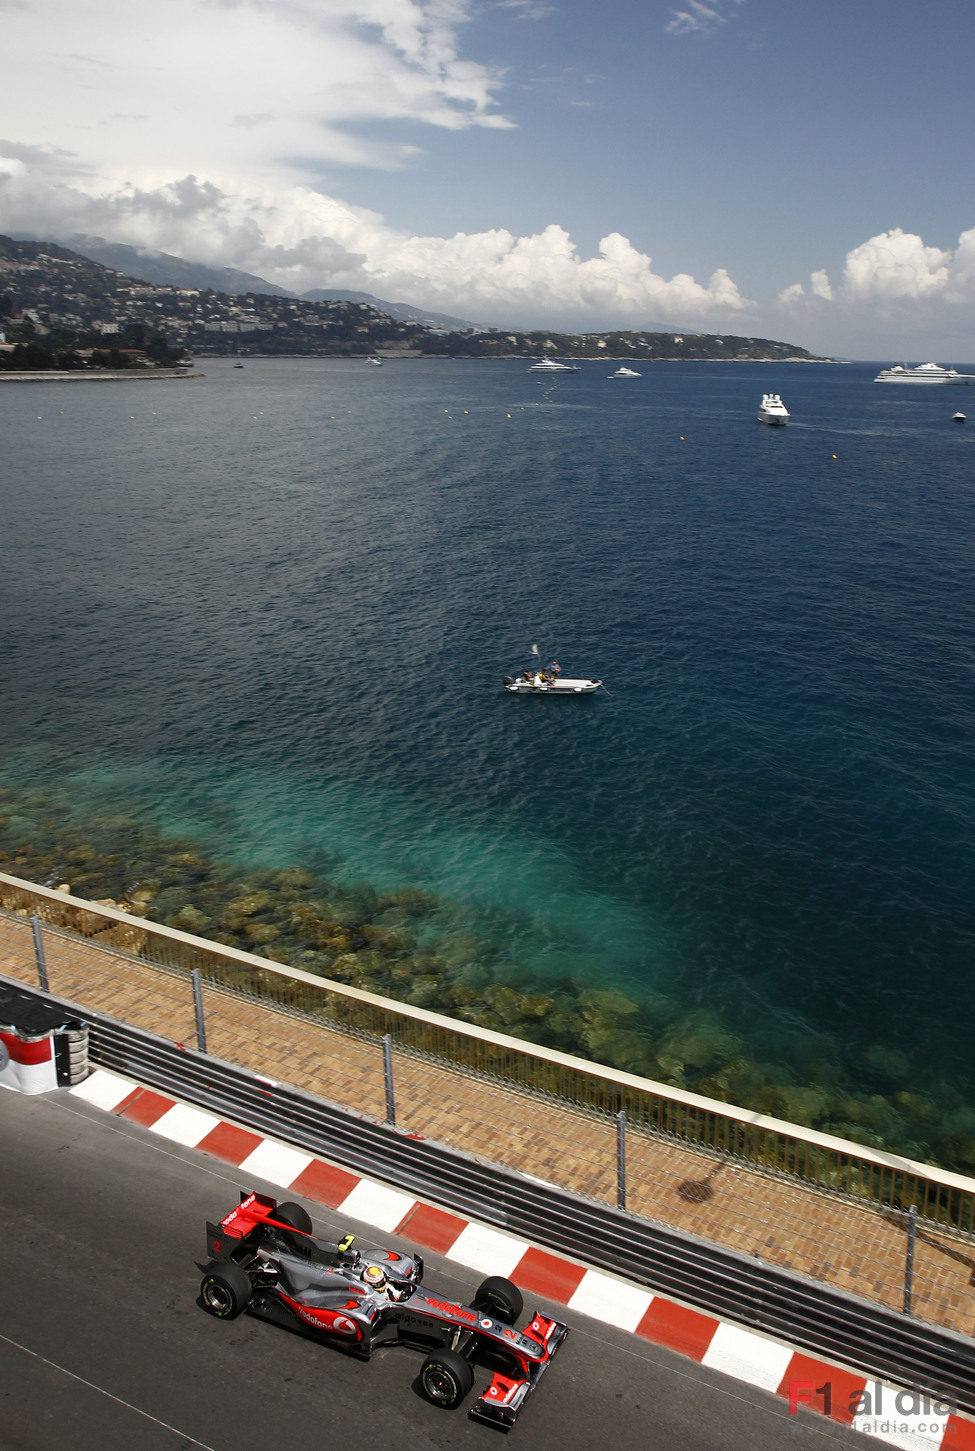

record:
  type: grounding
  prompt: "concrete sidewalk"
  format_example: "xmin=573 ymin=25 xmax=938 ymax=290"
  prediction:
xmin=2 ymin=910 xmax=973 ymax=1340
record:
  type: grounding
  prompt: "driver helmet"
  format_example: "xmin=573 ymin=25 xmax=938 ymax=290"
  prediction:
xmin=362 ymin=1264 xmax=387 ymax=1294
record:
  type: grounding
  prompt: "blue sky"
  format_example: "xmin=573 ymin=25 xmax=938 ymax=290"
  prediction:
xmin=2 ymin=0 xmax=974 ymax=358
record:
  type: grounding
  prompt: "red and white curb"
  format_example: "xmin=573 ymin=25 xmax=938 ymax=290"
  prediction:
xmin=70 ymin=1068 xmax=975 ymax=1450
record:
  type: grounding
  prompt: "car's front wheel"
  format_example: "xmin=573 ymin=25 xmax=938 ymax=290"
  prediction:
xmin=419 ymin=1347 xmax=475 ymax=1409
xmin=200 ymin=1259 xmax=252 ymax=1319
xmin=473 ymin=1274 xmax=523 ymax=1325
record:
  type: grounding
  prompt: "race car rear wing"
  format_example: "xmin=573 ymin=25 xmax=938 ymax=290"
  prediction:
xmin=206 ymin=1190 xmax=364 ymax=1268
xmin=206 ymin=1190 xmax=279 ymax=1261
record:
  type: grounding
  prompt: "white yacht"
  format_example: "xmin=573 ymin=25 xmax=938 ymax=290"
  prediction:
xmin=757 ymin=392 xmax=790 ymax=425
xmin=609 ymin=366 xmax=642 ymax=379
xmin=874 ymin=362 xmax=974 ymax=384
xmin=528 ymin=358 xmax=579 ymax=372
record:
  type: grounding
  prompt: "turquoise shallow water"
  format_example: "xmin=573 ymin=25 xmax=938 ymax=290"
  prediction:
xmin=3 ymin=356 xmax=975 ymax=1148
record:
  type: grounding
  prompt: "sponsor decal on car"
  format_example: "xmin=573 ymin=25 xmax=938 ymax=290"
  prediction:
xmin=422 ymin=1297 xmax=478 ymax=1324
xmin=283 ymin=1296 xmax=362 ymax=1338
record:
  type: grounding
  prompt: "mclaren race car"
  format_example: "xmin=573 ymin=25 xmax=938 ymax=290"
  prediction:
xmin=200 ymin=1190 xmax=569 ymax=1430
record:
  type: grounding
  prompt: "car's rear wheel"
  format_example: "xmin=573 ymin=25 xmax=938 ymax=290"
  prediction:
xmin=420 ymin=1347 xmax=475 ymax=1409
xmin=273 ymin=1201 xmax=313 ymax=1234
xmin=473 ymin=1274 xmax=523 ymax=1325
xmin=200 ymin=1259 xmax=252 ymax=1319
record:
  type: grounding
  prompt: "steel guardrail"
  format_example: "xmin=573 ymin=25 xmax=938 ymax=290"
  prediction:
xmin=9 ymin=977 xmax=974 ymax=1415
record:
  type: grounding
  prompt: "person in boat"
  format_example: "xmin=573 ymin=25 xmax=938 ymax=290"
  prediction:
xmin=521 ymin=668 xmax=532 ymax=682
xmin=549 ymin=661 xmax=561 ymax=679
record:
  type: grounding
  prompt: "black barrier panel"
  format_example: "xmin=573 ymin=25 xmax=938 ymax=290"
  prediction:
xmin=6 ymin=975 xmax=975 ymax=1414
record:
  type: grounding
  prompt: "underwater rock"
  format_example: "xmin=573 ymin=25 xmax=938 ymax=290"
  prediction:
xmin=168 ymin=904 xmax=214 ymax=935
xmin=244 ymin=921 xmax=280 ymax=946
xmin=862 ymin=1044 xmax=913 ymax=1090
xmin=933 ymin=1132 xmax=975 ymax=1172
xmin=773 ymin=1085 xmax=831 ymax=1128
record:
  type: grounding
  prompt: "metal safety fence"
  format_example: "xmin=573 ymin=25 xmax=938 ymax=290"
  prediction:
xmin=2 ymin=869 xmax=975 ymax=1343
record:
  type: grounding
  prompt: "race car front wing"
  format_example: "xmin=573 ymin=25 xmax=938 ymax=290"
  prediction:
xmin=470 ymin=1312 xmax=570 ymax=1430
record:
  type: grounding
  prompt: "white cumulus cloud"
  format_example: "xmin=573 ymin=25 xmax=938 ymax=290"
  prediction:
xmin=842 ymin=228 xmax=951 ymax=300
xmin=0 ymin=0 xmax=754 ymax=328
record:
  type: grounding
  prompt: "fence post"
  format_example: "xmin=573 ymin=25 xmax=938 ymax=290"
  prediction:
xmin=191 ymin=968 xmax=207 ymax=1053
xmin=30 ymin=914 xmax=49 ymax=992
xmin=903 ymin=1204 xmax=918 ymax=1315
xmin=383 ymin=1034 xmax=396 ymax=1125
xmin=617 ymin=1109 xmax=627 ymax=1210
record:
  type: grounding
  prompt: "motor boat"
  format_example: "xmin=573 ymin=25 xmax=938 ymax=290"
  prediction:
xmin=757 ymin=392 xmax=790 ymax=425
xmin=609 ymin=366 xmax=642 ymax=379
xmin=504 ymin=652 xmax=601 ymax=694
xmin=367 ymin=356 xmax=383 ymax=366
xmin=953 ymin=411 xmax=967 ymax=423
xmin=528 ymin=358 xmax=579 ymax=372
xmin=874 ymin=362 xmax=974 ymax=384
xmin=504 ymin=672 xmax=602 ymax=694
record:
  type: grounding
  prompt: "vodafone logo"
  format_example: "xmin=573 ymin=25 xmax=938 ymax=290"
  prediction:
xmin=331 ymin=1315 xmax=359 ymax=1338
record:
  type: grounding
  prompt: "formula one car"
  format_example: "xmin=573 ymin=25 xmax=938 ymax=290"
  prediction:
xmin=199 ymin=1191 xmax=569 ymax=1431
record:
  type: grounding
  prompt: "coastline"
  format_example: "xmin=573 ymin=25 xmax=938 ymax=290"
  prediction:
xmin=0 ymin=369 xmax=204 ymax=382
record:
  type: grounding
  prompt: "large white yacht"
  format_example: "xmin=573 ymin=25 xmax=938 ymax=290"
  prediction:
xmin=874 ymin=362 xmax=974 ymax=384
xmin=528 ymin=358 xmax=579 ymax=372
xmin=757 ymin=392 xmax=790 ymax=425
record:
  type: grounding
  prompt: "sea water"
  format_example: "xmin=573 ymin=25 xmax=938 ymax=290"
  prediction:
xmin=3 ymin=356 xmax=974 ymax=1150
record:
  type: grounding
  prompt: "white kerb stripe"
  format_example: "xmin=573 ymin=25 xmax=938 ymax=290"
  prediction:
xmin=446 ymin=1222 xmax=530 ymax=1278
xmin=567 ymin=1269 xmax=653 ymax=1332
xmin=701 ymin=1322 xmax=794 ymax=1392
xmin=237 ymin=1139 xmax=314 ymax=1188
xmin=69 ymin=1068 xmax=137 ymax=1111
xmin=338 ymin=1178 xmax=417 ymax=1233
xmin=148 ymin=1102 xmax=222 ymax=1147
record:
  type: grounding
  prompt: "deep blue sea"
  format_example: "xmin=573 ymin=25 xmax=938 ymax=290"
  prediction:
xmin=3 ymin=356 xmax=974 ymax=1148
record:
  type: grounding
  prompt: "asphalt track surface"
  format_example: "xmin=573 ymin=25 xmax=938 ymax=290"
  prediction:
xmin=0 ymin=1087 xmax=866 ymax=1451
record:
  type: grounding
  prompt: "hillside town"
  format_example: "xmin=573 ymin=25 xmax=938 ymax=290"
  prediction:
xmin=0 ymin=235 xmax=826 ymax=369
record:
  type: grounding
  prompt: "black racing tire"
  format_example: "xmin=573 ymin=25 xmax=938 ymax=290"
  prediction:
xmin=419 ymin=1347 xmax=475 ymax=1409
xmin=472 ymin=1274 xmax=523 ymax=1325
xmin=273 ymin=1201 xmax=313 ymax=1234
xmin=200 ymin=1259 xmax=252 ymax=1319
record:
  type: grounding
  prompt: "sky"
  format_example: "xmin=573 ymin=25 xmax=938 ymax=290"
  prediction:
xmin=2 ymin=0 xmax=974 ymax=359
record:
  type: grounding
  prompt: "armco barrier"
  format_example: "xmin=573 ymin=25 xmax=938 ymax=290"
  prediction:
xmin=10 ymin=975 xmax=975 ymax=1416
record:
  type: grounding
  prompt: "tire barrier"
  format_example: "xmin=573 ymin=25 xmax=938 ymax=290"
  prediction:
xmin=0 ymin=979 xmax=88 ymax=1094
xmin=8 ymin=974 xmax=975 ymax=1415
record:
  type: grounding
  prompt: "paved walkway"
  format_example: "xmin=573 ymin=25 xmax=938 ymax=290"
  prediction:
xmin=2 ymin=910 xmax=973 ymax=1339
